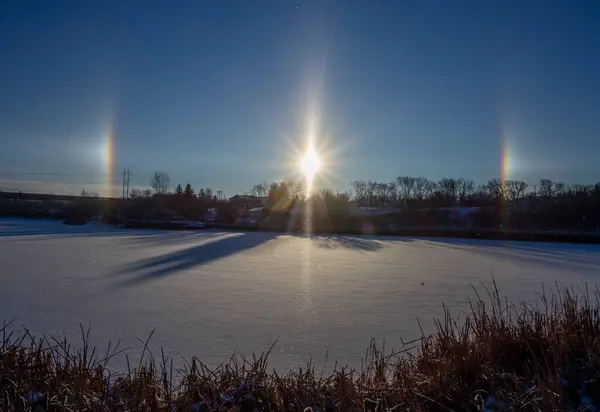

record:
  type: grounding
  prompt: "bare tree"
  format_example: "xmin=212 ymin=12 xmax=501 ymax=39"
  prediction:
xmin=485 ymin=179 xmax=506 ymax=199
xmin=396 ymin=176 xmax=416 ymax=200
xmin=438 ymin=178 xmax=458 ymax=201
xmin=366 ymin=181 xmax=377 ymax=206
xmin=129 ymin=188 xmax=153 ymax=200
xmin=374 ymin=182 xmax=391 ymax=206
xmin=514 ymin=180 xmax=528 ymax=199
xmin=506 ymin=180 xmax=528 ymax=201
xmin=424 ymin=180 xmax=438 ymax=198
xmin=261 ymin=182 xmax=270 ymax=197
xmin=476 ymin=184 xmax=490 ymax=199
xmin=456 ymin=178 xmax=475 ymax=201
xmin=151 ymin=171 xmax=170 ymax=195
xmin=285 ymin=180 xmax=302 ymax=199
xmin=539 ymin=179 xmax=555 ymax=198
xmin=251 ymin=182 xmax=270 ymax=197
xmin=506 ymin=181 xmax=517 ymax=201
xmin=572 ymin=184 xmax=590 ymax=195
xmin=251 ymin=184 xmax=262 ymax=197
xmin=387 ymin=181 xmax=397 ymax=202
xmin=80 ymin=189 xmax=100 ymax=198
xmin=350 ymin=181 xmax=367 ymax=202
xmin=129 ymin=188 xmax=142 ymax=199
xmin=413 ymin=177 xmax=430 ymax=200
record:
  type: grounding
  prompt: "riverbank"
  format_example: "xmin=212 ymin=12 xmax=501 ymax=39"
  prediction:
xmin=2 ymin=283 xmax=599 ymax=411
xmin=117 ymin=218 xmax=600 ymax=244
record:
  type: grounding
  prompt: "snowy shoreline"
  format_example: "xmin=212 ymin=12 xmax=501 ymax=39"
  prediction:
xmin=2 ymin=217 xmax=600 ymax=376
xmin=2 ymin=284 xmax=599 ymax=411
xmin=11 ymin=215 xmax=600 ymax=244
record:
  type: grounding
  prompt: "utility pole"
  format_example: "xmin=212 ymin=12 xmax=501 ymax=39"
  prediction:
xmin=122 ymin=168 xmax=132 ymax=199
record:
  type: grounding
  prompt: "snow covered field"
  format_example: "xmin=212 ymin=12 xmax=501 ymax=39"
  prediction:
xmin=1 ymin=218 xmax=599 ymax=372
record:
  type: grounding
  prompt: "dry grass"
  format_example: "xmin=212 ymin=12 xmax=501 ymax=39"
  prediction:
xmin=2 ymin=281 xmax=600 ymax=411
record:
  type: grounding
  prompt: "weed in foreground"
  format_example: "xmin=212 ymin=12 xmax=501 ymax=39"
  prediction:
xmin=2 ymin=281 xmax=600 ymax=411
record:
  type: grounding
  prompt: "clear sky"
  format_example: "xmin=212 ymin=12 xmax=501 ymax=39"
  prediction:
xmin=1 ymin=0 xmax=599 ymax=197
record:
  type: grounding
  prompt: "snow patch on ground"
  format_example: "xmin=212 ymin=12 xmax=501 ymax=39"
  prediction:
xmin=1 ymin=218 xmax=600 ymax=372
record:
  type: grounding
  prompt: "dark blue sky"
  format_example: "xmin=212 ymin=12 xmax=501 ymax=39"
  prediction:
xmin=1 ymin=1 xmax=599 ymax=196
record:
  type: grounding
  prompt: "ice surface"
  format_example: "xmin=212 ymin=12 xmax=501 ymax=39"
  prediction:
xmin=1 ymin=218 xmax=600 ymax=373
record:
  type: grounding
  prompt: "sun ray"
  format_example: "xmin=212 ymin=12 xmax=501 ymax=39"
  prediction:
xmin=104 ymin=116 xmax=115 ymax=198
xmin=501 ymin=134 xmax=510 ymax=184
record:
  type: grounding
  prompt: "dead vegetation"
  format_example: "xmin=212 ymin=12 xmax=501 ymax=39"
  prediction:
xmin=2 ymin=281 xmax=600 ymax=411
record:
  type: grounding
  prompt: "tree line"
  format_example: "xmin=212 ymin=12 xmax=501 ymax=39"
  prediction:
xmin=349 ymin=177 xmax=535 ymax=208
xmin=76 ymin=170 xmax=600 ymax=230
xmin=251 ymin=176 xmax=600 ymax=231
xmin=251 ymin=176 xmax=598 ymax=208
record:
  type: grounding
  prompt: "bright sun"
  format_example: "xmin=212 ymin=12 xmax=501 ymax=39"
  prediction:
xmin=300 ymin=146 xmax=321 ymax=181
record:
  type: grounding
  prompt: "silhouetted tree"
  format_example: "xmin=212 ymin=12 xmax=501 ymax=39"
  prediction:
xmin=129 ymin=188 xmax=141 ymax=199
xmin=485 ymin=179 xmax=506 ymax=200
xmin=151 ymin=171 xmax=170 ymax=195
xmin=413 ymin=177 xmax=430 ymax=200
xmin=425 ymin=180 xmax=438 ymax=198
xmin=175 ymin=184 xmax=183 ymax=196
xmin=506 ymin=180 xmax=528 ymax=200
xmin=438 ymin=178 xmax=459 ymax=202
xmin=351 ymin=181 xmax=367 ymax=203
xmin=397 ymin=176 xmax=416 ymax=200
xmin=250 ymin=182 xmax=270 ymax=197
xmin=539 ymin=179 xmax=555 ymax=198
xmin=266 ymin=182 xmax=291 ymax=211
xmin=80 ymin=189 xmax=100 ymax=198
xmin=387 ymin=181 xmax=398 ymax=202
xmin=184 ymin=183 xmax=194 ymax=197
xmin=251 ymin=184 xmax=265 ymax=197
xmin=366 ymin=181 xmax=377 ymax=206
xmin=374 ymin=182 xmax=391 ymax=206
xmin=456 ymin=178 xmax=475 ymax=203
xmin=285 ymin=180 xmax=302 ymax=199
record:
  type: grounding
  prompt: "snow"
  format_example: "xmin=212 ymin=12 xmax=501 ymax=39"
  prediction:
xmin=1 ymin=218 xmax=600 ymax=373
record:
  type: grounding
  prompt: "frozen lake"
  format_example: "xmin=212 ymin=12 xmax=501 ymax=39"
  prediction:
xmin=1 ymin=219 xmax=599 ymax=372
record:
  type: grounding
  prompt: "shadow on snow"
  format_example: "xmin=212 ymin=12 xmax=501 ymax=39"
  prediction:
xmin=0 ymin=220 xmax=224 ymax=246
xmin=112 ymin=232 xmax=279 ymax=288
xmin=111 ymin=232 xmax=388 ymax=288
xmin=421 ymin=237 xmax=600 ymax=272
xmin=309 ymin=235 xmax=387 ymax=252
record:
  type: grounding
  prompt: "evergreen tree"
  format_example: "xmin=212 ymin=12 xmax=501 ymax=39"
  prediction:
xmin=184 ymin=183 xmax=194 ymax=197
xmin=175 ymin=184 xmax=183 ymax=196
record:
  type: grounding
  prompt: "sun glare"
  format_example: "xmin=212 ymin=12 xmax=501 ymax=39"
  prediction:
xmin=301 ymin=147 xmax=321 ymax=181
